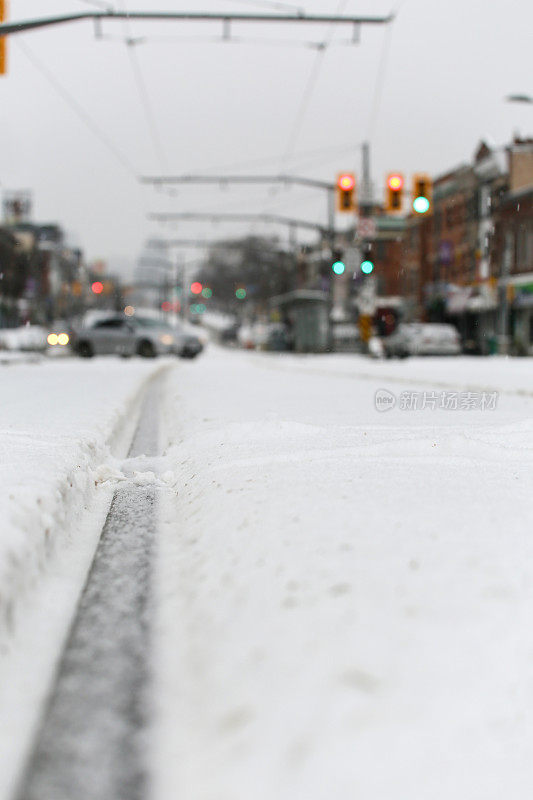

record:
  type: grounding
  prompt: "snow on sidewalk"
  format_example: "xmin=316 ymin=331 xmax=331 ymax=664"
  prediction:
xmin=154 ymin=348 xmax=533 ymax=800
xmin=0 ymin=357 xmax=164 ymax=640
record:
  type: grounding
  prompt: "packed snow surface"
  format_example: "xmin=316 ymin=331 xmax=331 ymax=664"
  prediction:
xmin=154 ymin=349 xmax=533 ymax=800
xmin=0 ymin=349 xmax=532 ymax=800
xmin=0 ymin=356 xmax=170 ymax=800
xmin=0 ymin=358 xmax=166 ymax=640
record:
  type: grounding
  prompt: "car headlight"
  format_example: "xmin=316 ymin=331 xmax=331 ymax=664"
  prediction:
xmin=159 ymin=334 xmax=175 ymax=346
xmin=58 ymin=333 xmax=69 ymax=346
xmin=47 ymin=333 xmax=58 ymax=346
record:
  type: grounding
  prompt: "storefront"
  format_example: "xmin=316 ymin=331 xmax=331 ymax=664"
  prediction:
xmin=445 ymin=283 xmax=498 ymax=354
xmin=508 ymin=274 xmax=533 ymax=355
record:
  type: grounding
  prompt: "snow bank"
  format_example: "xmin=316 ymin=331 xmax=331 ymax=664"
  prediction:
xmin=0 ymin=358 xmax=166 ymax=641
xmin=153 ymin=347 xmax=533 ymax=800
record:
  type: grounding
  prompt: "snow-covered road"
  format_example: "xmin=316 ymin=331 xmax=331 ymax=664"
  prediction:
xmin=1 ymin=349 xmax=532 ymax=800
xmin=155 ymin=349 xmax=533 ymax=800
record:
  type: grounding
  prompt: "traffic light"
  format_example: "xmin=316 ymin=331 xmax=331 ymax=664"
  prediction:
xmin=190 ymin=281 xmax=203 ymax=295
xmin=385 ymin=173 xmax=404 ymax=212
xmin=331 ymin=248 xmax=345 ymax=275
xmin=0 ymin=0 xmax=7 ymax=76
xmin=336 ymin=173 xmax=357 ymax=213
xmin=360 ymin=242 xmax=374 ymax=274
xmin=412 ymin=173 xmax=432 ymax=214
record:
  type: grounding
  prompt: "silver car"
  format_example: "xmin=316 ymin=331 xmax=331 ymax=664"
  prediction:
xmin=73 ymin=314 xmax=202 ymax=359
xmin=383 ymin=323 xmax=461 ymax=358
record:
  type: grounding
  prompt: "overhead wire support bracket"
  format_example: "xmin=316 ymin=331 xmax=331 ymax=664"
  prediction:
xmin=0 ymin=11 xmax=394 ymax=37
xmin=147 ymin=211 xmax=329 ymax=236
xmin=223 ymin=18 xmax=231 ymax=41
xmin=140 ymin=173 xmax=335 ymax=191
xmin=142 ymin=174 xmax=337 ymax=240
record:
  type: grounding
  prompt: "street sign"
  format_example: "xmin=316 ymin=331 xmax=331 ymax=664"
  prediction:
xmin=342 ymin=246 xmax=360 ymax=271
xmin=358 ymin=217 xmax=376 ymax=239
xmin=438 ymin=240 xmax=453 ymax=265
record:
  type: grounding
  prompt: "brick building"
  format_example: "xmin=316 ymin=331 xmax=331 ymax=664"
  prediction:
xmin=401 ymin=136 xmax=533 ymax=354
xmin=491 ymin=138 xmax=533 ymax=353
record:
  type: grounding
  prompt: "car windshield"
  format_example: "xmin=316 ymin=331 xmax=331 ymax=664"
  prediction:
xmin=133 ymin=317 xmax=172 ymax=330
xmin=1 ymin=3 xmax=531 ymax=797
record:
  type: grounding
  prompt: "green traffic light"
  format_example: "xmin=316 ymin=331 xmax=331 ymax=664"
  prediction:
xmin=332 ymin=260 xmax=345 ymax=275
xmin=361 ymin=260 xmax=374 ymax=274
xmin=235 ymin=288 xmax=246 ymax=299
xmin=413 ymin=196 xmax=430 ymax=214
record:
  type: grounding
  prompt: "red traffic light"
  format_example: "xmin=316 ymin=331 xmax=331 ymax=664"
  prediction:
xmin=190 ymin=281 xmax=203 ymax=295
xmin=91 ymin=281 xmax=104 ymax=295
xmin=387 ymin=174 xmax=404 ymax=191
xmin=338 ymin=173 xmax=355 ymax=191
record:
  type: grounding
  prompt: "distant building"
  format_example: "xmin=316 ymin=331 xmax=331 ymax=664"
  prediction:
xmin=491 ymin=138 xmax=533 ymax=354
xmin=0 ymin=221 xmax=87 ymax=326
xmin=401 ymin=136 xmax=533 ymax=354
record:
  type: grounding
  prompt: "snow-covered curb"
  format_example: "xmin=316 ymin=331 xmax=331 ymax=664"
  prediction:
xmin=0 ymin=359 xmax=169 ymax=643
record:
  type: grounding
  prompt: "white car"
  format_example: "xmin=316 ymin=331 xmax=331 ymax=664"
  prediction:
xmin=383 ymin=323 xmax=461 ymax=358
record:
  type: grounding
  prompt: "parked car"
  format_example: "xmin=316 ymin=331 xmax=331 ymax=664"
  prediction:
xmin=0 ymin=325 xmax=48 ymax=352
xmin=383 ymin=323 xmax=461 ymax=358
xmin=237 ymin=321 xmax=269 ymax=350
xmin=72 ymin=313 xmax=203 ymax=359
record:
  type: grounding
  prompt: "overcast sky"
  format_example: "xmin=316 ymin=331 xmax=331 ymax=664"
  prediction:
xmin=0 ymin=0 xmax=531 ymax=278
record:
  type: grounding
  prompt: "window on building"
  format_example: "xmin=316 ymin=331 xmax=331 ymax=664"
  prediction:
xmin=517 ymin=222 xmax=533 ymax=269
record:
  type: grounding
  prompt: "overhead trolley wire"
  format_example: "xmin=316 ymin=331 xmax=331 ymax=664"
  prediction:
xmin=15 ymin=38 xmax=138 ymax=178
xmin=278 ymin=0 xmax=349 ymax=173
xmin=93 ymin=32 xmax=361 ymax=50
xmin=117 ymin=0 xmax=169 ymax=173
xmin=365 ymin=4 xmax=396 ymax=142
xmin=76 ymin=0 xmax=115 ymax=10
xmin=217 ymin=0 xmax=305 ymax=13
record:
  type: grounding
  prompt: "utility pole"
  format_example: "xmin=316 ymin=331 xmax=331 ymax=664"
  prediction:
xmin=498 ymin=231 xmax=513 ymax=354
xmin=359 ymin=141 xmax=373 ymax=215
